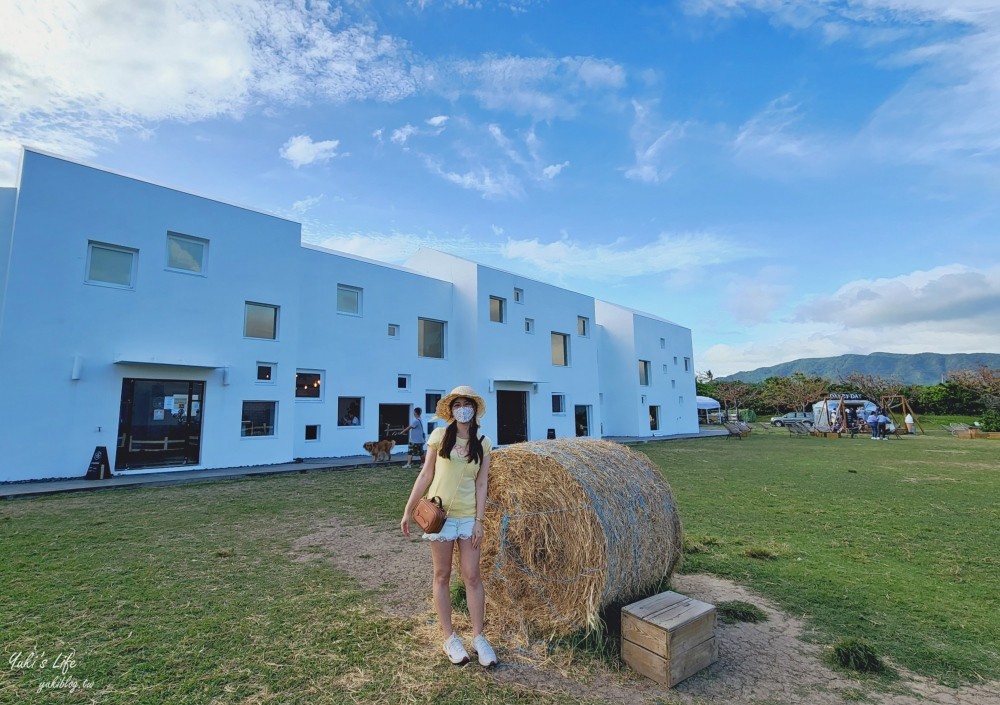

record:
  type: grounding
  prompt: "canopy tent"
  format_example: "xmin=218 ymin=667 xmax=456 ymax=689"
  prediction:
xmin=697 ymin=396 xmax=720 ymax=410
xmin=697 ymin=396 xmax=723 ymax=424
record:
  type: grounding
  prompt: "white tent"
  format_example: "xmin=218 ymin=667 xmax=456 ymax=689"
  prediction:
xmin=697 ymin=396 xmax=722 ymax=423
xmin=697 ymin=396 xmax=720 ymax=410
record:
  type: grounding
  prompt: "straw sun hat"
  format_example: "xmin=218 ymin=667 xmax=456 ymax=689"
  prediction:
xmin=436 ymin=385 xmax=488 ymax=423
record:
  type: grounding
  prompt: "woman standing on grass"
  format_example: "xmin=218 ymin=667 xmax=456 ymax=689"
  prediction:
xmin=400 ymin=386 xmax=498 ymax=667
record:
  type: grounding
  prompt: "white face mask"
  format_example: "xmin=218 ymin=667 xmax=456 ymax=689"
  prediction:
xmin=453 ymin=406 xmax=475 ymax=424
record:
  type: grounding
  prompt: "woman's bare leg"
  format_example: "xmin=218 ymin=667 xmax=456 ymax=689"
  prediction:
xmin=430 ymin=540 xmax=456 ymax=638
xmin=458 ymin=537 xmax=485 ymax=635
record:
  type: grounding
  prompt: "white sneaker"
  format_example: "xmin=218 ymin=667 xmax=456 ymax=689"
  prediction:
xmin=443 ymin=633 xmax=469 ymax=665
xmin=472 ymin=633 xmax=497 ymax=667
xmin=403 ymin=464 xmax=412 ymax=468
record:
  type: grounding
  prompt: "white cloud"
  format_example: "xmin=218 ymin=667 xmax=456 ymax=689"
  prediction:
xmin=734 ymin=95 xmax=815 ymax=160
xmin=423 ymin=159 xmax=524 ymax=199
xmin=0 ymin=0 xmax=415 ymax=180
xmin=542 ymin=161 xmax=569 ymax=179
xmin=426 ymin=115 xmax=449 ymax=127
xmin=500 ymin=232 xmax=756 ymax=282
xmin=723 ymin=266 xmax=795 ymax=324
xmin=280 ymin=135 xmax=340 ymax=167
xmin=291 ymin=194 xmax=324 ymax=214
xmin=624 ymin=100 xmax=686 ymax=184
xmin=699 ymin=263 xmax=1000 ymax=375
xmin=391 ymin=124 xmax=419 ymax=145
xmin=797 ymin=264 xmax=1000 ymax=328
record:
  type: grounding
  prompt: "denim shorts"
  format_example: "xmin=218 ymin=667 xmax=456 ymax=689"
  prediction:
xmin=423 ymin=517 xmax=475 ymax=542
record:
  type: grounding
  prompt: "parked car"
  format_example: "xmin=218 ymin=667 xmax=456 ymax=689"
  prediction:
xmin=770 ymin=412 xmax=814 ymax=427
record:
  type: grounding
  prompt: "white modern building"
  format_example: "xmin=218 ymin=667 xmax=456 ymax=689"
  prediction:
xmin=0 ymin=149 xmax=698 ymax=483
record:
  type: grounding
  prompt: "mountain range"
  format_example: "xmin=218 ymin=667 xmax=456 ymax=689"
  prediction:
xmin=716 ymin=352 xmax=1000 ymax=386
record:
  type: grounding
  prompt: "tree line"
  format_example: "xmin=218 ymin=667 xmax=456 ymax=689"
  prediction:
xmin=696 ymin=366 xmax=1000 ymax=428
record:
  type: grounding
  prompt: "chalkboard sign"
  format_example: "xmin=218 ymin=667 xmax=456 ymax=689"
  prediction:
xmin=85 ymin=446 xmax=111 ymax=480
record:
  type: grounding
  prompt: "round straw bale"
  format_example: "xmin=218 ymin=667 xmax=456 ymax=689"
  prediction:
xmin=481 ymin=438 xmax=682 ymax=637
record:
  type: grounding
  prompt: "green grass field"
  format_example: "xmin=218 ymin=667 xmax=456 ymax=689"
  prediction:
xmin=1 ymin=426 xmax=997 ymax=703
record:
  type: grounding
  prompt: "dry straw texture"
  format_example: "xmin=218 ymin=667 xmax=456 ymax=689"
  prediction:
xmin=480 ymin=438 xmax=683 ymax=638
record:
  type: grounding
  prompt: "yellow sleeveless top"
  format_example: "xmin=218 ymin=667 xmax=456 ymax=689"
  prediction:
xmin=425 ymin=427 xmax=493 ymax=518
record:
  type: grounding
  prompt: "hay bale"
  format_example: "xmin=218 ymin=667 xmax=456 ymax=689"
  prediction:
xmin=481 ymin=438 xmax=683 ymax=637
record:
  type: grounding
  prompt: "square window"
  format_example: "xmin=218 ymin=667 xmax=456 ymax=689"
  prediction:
xmin=166 ymin=232 xmax=207 ymax=274
xmin=552 ymin=394 xmax=565 ymax=414
xmin=388 ymin=323 xmax=399 ymax=338
xmin=295 ymin=370 xmax=323 ymax=399
xmin=650 ymin=406 xmax=660 ymax=431
xmin=418 ymin=318 xmax=445 ymax=358
xmin=398 ymin=374 xmax=410 ymax=390
xmin=639 ymin=360 xmax=651 ymax=386
xmin=514 ymin=287 xmax=524 ymax=303
xmin=551 ymin=332 xmax=569 ymax=366
xmin=241 ymin=401 xmax=276 ymax=437
xmin=257 ymin=363 xmax=275 ymax=382
xmin=86 ymin=242 xmax=136 ymax=288
xmin=337 ymin=285 xmax=362 ymax=315
xmin=577 ymin=316 xmax=589 ymax=337
xmin=490 ymin=296 xmax=506 ymax=323
xmin=338 ymin=397 xmax=363 ymax=426
xmin=525 ymin=318 xmax=534 ymax=334
xmin=245 ymin=302 xmax=278 ymax=339
xmin=305 ymin=424 xmax=320 ymax=441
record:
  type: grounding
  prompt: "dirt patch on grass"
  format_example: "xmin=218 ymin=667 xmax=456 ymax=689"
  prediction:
xmin=293 ymin=518 xmax=999 ymax=705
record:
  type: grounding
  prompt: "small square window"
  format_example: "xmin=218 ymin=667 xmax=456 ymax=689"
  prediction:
xmin=167 ymin=232 xmax=207 ymax=274
xmin=257 ymin=363 xmax=275 ymax=382
xmin=245 ymin=302 xmax=278 ymax=339
xmin=295 ymin=370 xmax=323 ymax=399
xmin=525 ymin=318 xmax=534 ymax=334
xmin=305 ymin=424 xmax=320 ymax=441
xmin=397 ymin=374 xmax=410 ymax=390
xmin=490 ymin=296 xmax=506 ymax=323
xmin=338 ymin=397 xmax=363 ymax=426
xmin=514 ymin=287 xmax=524 ymax=303
xmin=86 ymin=242 xmax=137 ymax=288
xmin=577 ymin=316 xmax=589 ymax=337
xmin=242 ymin=401 xmax=276 ymax=437
xmin=388 ymin=323 xmax=400 ymax=338
xmin=337 ymin=285 xmax=362 ymax=315
xmin=552 ymin=394 xmax=566 ymax=414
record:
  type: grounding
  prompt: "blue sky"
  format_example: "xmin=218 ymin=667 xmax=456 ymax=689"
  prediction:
xmin=3 ymin=0 xmax=999 ymax=376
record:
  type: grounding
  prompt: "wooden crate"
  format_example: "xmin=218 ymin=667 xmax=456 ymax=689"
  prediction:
xmin=621 ymin=591 xmax=718 ymax=687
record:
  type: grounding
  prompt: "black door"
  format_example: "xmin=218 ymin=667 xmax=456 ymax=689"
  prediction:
xmin=379 ymin=404 xmax=411 ymax=447
xmin=116 ymin=378 xmax=204 ymax=470
xmin=497 ymin=391 xmax=528 ymax=445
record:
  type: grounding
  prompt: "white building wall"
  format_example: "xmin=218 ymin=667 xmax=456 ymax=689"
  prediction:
xmin=0 ymin=149 xmax=700 ymax=483
xmin=292 ymin=246 xmax=455 ymax=458
xmin=596 ymin=301 xmax=698 ymax=437
xmin=0 ymin=150 xmax=301 ymax=481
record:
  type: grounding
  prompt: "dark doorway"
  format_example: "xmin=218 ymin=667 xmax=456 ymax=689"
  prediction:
xmin=379 ymin=404 xmax=410 ymax=447
xmin=497 ymin=390 xmax=528 ymax=445
xmin=575 ymin=405 xmax=591 ymax=437
xmin=117 ymin=378 xmax=204 ymax=470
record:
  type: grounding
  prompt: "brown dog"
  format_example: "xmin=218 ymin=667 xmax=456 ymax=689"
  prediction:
xmin=363 ymin=439 xmax=395 ymax=462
